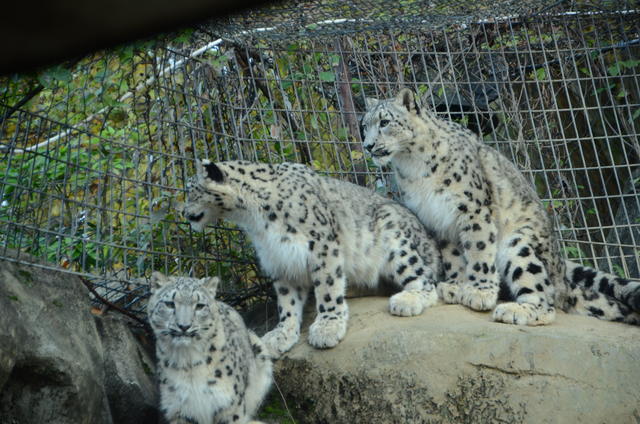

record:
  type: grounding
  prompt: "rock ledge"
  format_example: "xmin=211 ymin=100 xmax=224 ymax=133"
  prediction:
xmin=275 ymin=297 xmax=640 ymax=424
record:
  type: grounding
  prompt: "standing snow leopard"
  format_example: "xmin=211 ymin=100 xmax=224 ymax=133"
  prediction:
xmin=361 ymin=88 xmax=640 ymax=326
xmin=180 ymin=159 xmax=441 ymax=356
xmin=148 ymin=272 xmax=272 ymax=424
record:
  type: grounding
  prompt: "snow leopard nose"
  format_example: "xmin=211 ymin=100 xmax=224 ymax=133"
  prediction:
xmin=186 ymin=212 xmax=204 ymax=222
xmin=364 ymin=143 xmax=374 ymax=152
xmin=178 ymin=324 xmax=191 ymax=332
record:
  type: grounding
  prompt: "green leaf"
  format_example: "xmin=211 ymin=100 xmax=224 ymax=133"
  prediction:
xmin=607 ymin=63 xmax=621 ymax=76
xmin=37 ymin=65 xmax=72 ymax=88
xmin=319 ymin=71 xmax=335 ymax=82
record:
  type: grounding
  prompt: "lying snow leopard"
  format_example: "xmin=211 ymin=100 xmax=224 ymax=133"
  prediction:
xmin=148 ymin=272 xmax=272 ymax=424
xmin=180 ymin=159 xmax=441 ymax=356
xmin=361 ymin=88 xmax=640 ymax=326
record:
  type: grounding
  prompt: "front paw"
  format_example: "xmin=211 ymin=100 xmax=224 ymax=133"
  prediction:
xmin=262 ymin=326 xmax=299 ymax=358
xmin=493 ymin=302 xmax=555 ymax=326
xmin=436 ymin=279 xmax=461 ymax=304
xmin=458 ymin=282 xmax=498 ymax=311
xmin=308 ymin=315 xmax=348 ymax=349
xmin=389 ymin=289 xmax=437 ymax=317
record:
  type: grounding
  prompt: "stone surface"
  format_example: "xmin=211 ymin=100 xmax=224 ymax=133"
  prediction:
xmin=275 ymin=297 xmax=640 ymax=424
xmin=97 ymin=317 xmax=158 ymax=424
xmin=0 ymin=259 xmax=112 ymax=424
xmin=0 ymin=256 xmax=159 ymax=424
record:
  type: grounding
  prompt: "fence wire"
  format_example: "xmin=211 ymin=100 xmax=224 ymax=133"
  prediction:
xmin=1 ymin=0 xmax=639 ymax=316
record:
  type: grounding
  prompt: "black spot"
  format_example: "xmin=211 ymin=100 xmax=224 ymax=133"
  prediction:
xmin=206 ymin=356 xmax=212 ymax=364
xmin=516 ymin=287 xmax=534 ymax=297
xmin=444 ymin=262 xmax=452 ymax=271
xmin=309 ymin=240 xmax=315 ymax=251
xmin=535 ymin=283 xmax=544 ymax=291
xmin=324 ymin=294 xmax=332 ymax=302
xmin=444 ymin=179 xmax=452 ymax=186
xmin=473 ymin=262 xmax=481 ymax=272
xmin=402 ymin=276 xmax=418 ymax=286
xmin=512 ymin=267 xmax=523 ymax=281
xmin=482 ymin=263 xmax=489 ymax=274
xmin=458 ymin=204 xmax=468 ymax=213
xmin=518 ymin=247 xmax=530 ymax=257
xmin=476 ymin=241 xmax=486 ymax=250
xmin=397 ymin=264 xmax=407 ymax=274
xmin=587 ymin=306 xmax=604 ymax=316
xmin=278 ymin=287 xmax=290 ymax=295
xmin=408 ymin=256 xmax=418 ymax=265
xmin=472 ymin=223 xmax=481 ymax=231
xmin=215 ymin=369 xmax=222 ymax=378
xmin=336 ymin=296 xmax=344 ymax=304
xmin=204 ymin=162 xmax=224 ymax=182
xmin=598 ymin=277 xmax=615 ymax=297
xmin=526 ymin=263 xmax=543 ymax=274
xmin=510 ymin=238 xmax=521 ymax=247
xmin=318 ymin=304 xmax=326 ymax=313
xmin=572 ymin=266 xmax=597 ymax=288
xmin=268 ymin=212 xmax=277 ymax=221
xmin=326 ymin=276 xmax=334 ymax=286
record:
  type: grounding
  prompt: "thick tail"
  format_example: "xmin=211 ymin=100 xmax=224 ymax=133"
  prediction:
xmin=565 ymin=260 xmax=640 ymax=311
xmin=564 ymin=260 xmax=640 ymax=325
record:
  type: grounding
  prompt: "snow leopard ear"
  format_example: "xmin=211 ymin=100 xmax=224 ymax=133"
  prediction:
xmin=200 ymin=276 xmax=220 ymax=297
xmin=196 ymin=159 xmax=225 ymax=184
xmin=364 ymin=97 xmax=379 ymax=110
xmin=395 ymin=88 xmax=421 ymax=115
xmin=150 ymin=271 xmax=170 ymax=292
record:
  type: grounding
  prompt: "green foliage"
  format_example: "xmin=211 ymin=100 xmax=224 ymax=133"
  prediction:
xmin=258 ymin=391 xmax=297 ymax=423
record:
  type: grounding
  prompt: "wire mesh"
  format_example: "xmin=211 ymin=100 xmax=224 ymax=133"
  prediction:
xmin=1 ymin=0 xmax=639 ymax=316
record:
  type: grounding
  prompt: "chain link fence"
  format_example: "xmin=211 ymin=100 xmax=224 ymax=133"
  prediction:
xmin=1 ymin=0 xmax=639 ymax=316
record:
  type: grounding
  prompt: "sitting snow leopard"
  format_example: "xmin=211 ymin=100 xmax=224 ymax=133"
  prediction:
xmin=180 ymin=159 xmax=441 ymax=356
xmin=148 ymin=272 xmax=272 ymax=424
xmin=361 ymin=88 xmax=640 ymax=326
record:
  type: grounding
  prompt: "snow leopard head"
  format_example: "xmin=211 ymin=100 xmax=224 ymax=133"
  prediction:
xmin=361 ymin=88 xmax=423 ymax=167
xmin=148 ymin=272 xmax=219 ymax=346
xmin=180 ymin=159 xmax=239 ymax=232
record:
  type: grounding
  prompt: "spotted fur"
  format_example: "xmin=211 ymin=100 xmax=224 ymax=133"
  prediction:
xmin=362 ymin=88 xmax=640 ymax=326
xmin=148 ymin=273 xmax=272 ymax=424
xmin=181 ymin=159 xmax=441 ymax=356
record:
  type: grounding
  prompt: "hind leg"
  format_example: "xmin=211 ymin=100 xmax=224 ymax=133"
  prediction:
xmin=492 ymin=235 xmax=556 ymax=325
xmin=385 ymin=238 xmax=439 ymax=317
xmin=436 ymin=240 xmax=466 ymax=304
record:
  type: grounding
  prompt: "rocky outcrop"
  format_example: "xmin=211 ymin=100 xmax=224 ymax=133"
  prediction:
xmin=275 ymin=297 xmax=640 ymax=424
xmin=0 ymin=257 xmax=158 ymax=424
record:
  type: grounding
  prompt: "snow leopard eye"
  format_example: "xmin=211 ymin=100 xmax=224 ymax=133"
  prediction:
xmin=379 ymin=119 xmax=390 ymax=128
xmin=195 ymin=303 xmax=206 ymax=311
xmin=164 ymin=301 xmax=175 ymax=309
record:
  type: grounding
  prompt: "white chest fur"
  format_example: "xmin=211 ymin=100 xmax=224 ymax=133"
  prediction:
xmin=163 ymin=366 xmax=233 ymax=423
xmin=402 ymin=184 xmax=458 ymax=242
xmin=251 ymin=230 xmax=310 ymax=283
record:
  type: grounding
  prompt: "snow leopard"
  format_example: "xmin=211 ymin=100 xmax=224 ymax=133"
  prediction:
xmin=148 ymin=272 xmax=272 ymax=424
xmin=361 ymin=88 xmax=640 ymax=326
xmin=180 ymin=159 xmax=441 ymax=356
